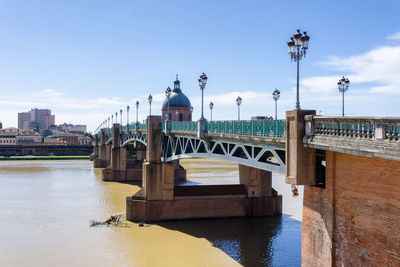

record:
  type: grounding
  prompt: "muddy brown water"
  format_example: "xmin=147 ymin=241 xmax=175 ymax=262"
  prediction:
xmin=0 ymin=159 xmax=302 ymax=266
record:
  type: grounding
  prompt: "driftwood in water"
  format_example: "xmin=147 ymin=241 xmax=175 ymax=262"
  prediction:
xmin=90 ymin=214 xmax=123 ymax=227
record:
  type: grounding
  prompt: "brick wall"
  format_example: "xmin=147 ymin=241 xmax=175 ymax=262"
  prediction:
xmin=302 ymin=151 xmax=400 ymax=266
xmin=161 ymin=107 xmax=191 ymax=122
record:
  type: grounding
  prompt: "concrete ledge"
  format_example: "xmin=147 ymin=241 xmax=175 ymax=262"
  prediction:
xmin=304 ymin=135 xmax=400 ymax=162
xmin=126 ymin=194 xmax=282 ymax=221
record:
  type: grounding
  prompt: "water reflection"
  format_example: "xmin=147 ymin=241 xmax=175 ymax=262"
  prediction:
xmin=157 ymin=215 xmax=300 ymax=267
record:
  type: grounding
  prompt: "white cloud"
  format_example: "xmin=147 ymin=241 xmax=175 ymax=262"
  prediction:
xmin=387 ymin=32 xmax=400 ymax=40
xmin=310 ymin=45 xmax=400 ymax=94
xmin=39 ymin=89 xmax=64 ymax=97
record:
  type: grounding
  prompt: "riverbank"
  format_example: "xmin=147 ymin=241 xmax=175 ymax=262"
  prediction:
xmin=0 ymin=155 xmax=89 ymax=160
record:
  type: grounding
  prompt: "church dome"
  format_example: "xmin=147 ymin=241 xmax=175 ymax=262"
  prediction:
xmin=162 ymin=76 xmax=191 ymax=109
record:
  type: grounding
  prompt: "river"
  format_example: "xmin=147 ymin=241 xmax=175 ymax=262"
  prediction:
xmin=0 ymin=159 xmax=302 ymax=266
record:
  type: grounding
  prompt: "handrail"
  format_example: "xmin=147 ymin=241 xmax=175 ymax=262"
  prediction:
xmin=305 ymin=115 xmax=400 ymax=141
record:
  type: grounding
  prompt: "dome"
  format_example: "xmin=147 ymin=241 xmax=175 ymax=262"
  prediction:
xmin=162 ymin=91 xmax=191 ymax=109
xmin=162 ymin=76 xmax=191 ymax=109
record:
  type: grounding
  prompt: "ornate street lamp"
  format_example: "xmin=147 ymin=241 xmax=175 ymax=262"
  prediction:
xmin=209 ymin=102 xmax=214 ymax=121
xmin=107 ymin=117 xmax=110 ymax=128
xmin=120 ymin=109 xmax=123 ymax=125
xmin=198 ymin=73 xmax=208 ymax=119
xmin=135 ymin=100 xmax=139 ymax=130
xmin=236 ymin=96 xmax=242 ymax=120
xmin=111 ymin=114 xmax=113 ymax=124
xmin=126 ymin=106 xmax=130 ymax=127
xmin=338 ymin=76 xmax=350 ymax=116
xmin=148 ymin=94 xmax=153 ymax=116
xmin=165 ymin=86 xmax=172 ymax=129
xmin=190 ymin=106 xmax=193 ymax=121
xmin=288 ymin=29 xmax=310 ymax=110
xmin=272 ymin=89 xmax=280 ymax=120
xmin=115 ymin=112 xmax=118 ymax=125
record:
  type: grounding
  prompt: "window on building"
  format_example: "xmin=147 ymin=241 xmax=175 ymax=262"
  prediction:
xmin=179 ymin=114 xmax=183 ymax=121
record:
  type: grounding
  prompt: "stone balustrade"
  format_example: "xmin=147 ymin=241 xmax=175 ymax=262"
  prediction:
xmin=304 ymin=115 xmax=400 ymax=161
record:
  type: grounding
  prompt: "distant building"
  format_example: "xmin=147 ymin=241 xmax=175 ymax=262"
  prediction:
xmin=1 ymin=127 xmax=19 ymax=134
xmin=52 ymin=132 xmax=79 ymax=145
xmin=44 ymin=136 xmax=67 ymax=145
xmin=78 ymin=136 xmax=92 ymax=146
xmin=18 ymin=108 xmax=55 ymax=131
xmin=161 ymin=76 xmax=192 ymax=122
xmin=53 ymin=123 xmax=87 ymax=134
xmin=0 ymin=134 xmax=16 ymax=145
xmin=18 ymin=112 xmax=31 ymax=129
xmin=16 ymin=132 xmax=43 ymax=144
xmin=73 ymin=125 xmax=87 ymax=133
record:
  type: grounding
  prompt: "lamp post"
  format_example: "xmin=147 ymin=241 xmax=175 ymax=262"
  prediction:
xmin=198 ymin=73 xmax=208 ymax=119
xmin=287 ymin=29 xmax=310 ymax=110
xmin=272 ymin=89 xmax=280 ymax=120
xmin=236 ymin=96 xmax=242 ymax=120
xmin=115 ymin=112 xmax=118 ymax=126
xmin=126 ymin=106 xmax=130 ymax=127
xmin=165 ymin=87 xmax=171 ymax=130
xmin=209 ymin=102 xmax=214 ymax=121
xmin=135 ymin=100 xmax=139 ymax=130
xmin=111 ymin=114 xmax=113 ymax=124
xmin=120 ymin=109 xmax=122 ymax=125
xmin=148 ymin=94 xmax=152 ymax=116
xmin=108 ymin=117 xmax=110 ymax=128
xmin=190 ymin=106 xmax=193 ymax=121
xmin=338 ymin=76 xmax=350 ymax=116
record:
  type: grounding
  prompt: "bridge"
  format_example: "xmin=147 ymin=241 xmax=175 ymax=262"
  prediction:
xmin=100 ymin=119 xmax=286 ymax=174
xmin=92 ymin=110 xmax=400 ymax=267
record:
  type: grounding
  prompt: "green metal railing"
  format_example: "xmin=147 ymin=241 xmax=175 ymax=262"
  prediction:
xmin=121 ymin=123 xmax=147 ymax=131
xmin=117 ymin=119 xmax=285 ymax=137
xmin=207 ymin=120 xmax=286 ymax=137
xmin=167 ymin=121 xmax=198 ymax=131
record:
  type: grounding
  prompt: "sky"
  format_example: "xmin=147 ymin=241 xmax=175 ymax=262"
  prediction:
xmin=0 ymin=0 xmax=400 ymax=131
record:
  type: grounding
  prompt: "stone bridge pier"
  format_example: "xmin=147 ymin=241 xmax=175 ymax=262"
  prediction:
xmin=126 ymin=115 xmax=282 ymax=222
xmin=90 ymin=134 xmax=99 ymax=162
xmin=94 ymin=129 xmax=110 ymax=168
xmin=100 ymin=123 xmax=186 ymax=182
xmin=102 ymin=124 xmax=127 ymax=181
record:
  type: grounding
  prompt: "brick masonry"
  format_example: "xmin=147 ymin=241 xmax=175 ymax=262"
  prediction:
xmin=302 ymin=151 xmax=400 ymax=266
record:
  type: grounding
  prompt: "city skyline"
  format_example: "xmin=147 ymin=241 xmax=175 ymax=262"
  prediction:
xmin=0 ymin=1 xmax=399 ymax=131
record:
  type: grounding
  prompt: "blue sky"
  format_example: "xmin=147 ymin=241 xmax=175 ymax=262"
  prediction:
xmin=1 ymin=0 xmax=400 ymax=131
